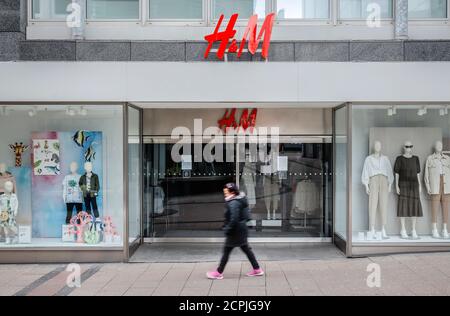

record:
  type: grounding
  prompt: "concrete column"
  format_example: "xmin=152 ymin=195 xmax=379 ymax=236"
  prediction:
xmin=395 ymin=0 xmax=408 ymax=39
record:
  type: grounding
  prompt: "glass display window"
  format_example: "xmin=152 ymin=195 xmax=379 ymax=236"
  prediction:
xmin=334 ymin=103 xmax=450 ymax=256
xmin=0 ymin=104 xmax=124 ymax=249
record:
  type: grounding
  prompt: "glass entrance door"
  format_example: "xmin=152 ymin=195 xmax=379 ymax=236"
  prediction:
xmin=144 ymin=138 xmax=235 ymax=238
xmin=143 ymin=136 xmax=332 ymax=239
xmin=127 ymin=105 xmax=142 ymax=257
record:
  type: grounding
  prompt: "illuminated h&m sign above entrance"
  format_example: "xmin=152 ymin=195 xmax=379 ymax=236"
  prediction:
xmin=204 ymin=13 xmax=276 ymax=60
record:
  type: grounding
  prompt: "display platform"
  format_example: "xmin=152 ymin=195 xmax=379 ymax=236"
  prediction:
xmin=0 ymin=238 xmax=122 ymax=248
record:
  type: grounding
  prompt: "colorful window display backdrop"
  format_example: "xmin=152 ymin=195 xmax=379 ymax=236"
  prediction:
xmin=31 ymin=131 xmax=103 ymax=238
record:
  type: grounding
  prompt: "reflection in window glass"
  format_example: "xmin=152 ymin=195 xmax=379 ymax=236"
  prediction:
xmin=213 ymin=0 xmax=266 ymax=19
xmin=408 ymin=0 xmax=447 ymax=19
xmin=339 ymin=0 xmax=393 ymax=19
xmin=334 ymin=106 xmax=348 ymax=241
xmin=87 ymin=0 xmax=140 ymax=20
xmin=351 ymin=105 xmax=450 ymax=244
xmin=277 ymin=0 xmax=330 ymax=19
xmin=32 ymin=0 xmax=72 ymax=20
xmin=149 ymin=0 xmax=203 ymax=19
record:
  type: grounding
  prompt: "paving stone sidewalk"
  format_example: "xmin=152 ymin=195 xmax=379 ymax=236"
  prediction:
xmin=1 ymin=252 xmax=450 ymax=296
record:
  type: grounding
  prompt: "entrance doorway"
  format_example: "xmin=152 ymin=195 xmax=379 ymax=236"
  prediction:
xmin=143 ymin=136 xmax=332 ymax=240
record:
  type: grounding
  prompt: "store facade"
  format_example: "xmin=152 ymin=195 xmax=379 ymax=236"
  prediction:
xmin=2 ymin=0 xmax=450 ymax=262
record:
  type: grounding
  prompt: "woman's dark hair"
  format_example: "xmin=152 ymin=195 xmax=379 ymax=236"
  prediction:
xmin=224 ymin=183 xmax=239 ymax=195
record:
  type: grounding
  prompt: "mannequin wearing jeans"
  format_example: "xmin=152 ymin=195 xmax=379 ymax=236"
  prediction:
xmin=362 ymin=141 xmax=394 ymax=239
xmin=394 ymin=141 xmax=423 ymax=240
xmin=425 ymin=141 xmax=450 ymax=239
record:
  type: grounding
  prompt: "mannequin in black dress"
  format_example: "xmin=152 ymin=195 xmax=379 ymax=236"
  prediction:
xmin=394 ymin=141 xmax=423 ymax=239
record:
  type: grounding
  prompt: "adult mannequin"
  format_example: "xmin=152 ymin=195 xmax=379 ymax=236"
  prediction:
xmin=0 ymin=181 xmax=18 ymax=244
xmin=0 ymin=163 xmax=16 ymax=195
xmin=63 ymin=162 xmax=83 ymax=224
xmin=425 ymin=141 xmax=450 ymax=239
xmin=362 ymin=141 xmax=394 ymax=239
xmin=240 ymin=151 xmax=256 ymax=210
xmin=262 ymin=151 xmax=280 ymax=220
xmin=79 ymin=162 xmax=100 ymax=218
xmin=394 ymin=141 xmax=423 ymax=239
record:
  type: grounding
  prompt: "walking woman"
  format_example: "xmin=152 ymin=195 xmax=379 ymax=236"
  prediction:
xmin=207 ymin=183 xmax=264 ymax=280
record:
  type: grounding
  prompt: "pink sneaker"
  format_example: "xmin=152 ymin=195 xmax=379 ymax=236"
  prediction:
xmin=246 ymin=268 xmax=264 ymax=277
xmin=206 ymin=270 xmax=224 ymax=280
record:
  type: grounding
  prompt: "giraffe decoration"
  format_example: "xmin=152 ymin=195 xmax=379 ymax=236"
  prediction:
xmin=9 ymin=142 xmax=29 ymax=167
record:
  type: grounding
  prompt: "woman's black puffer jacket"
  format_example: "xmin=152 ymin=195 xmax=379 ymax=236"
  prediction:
xmin=223 ymin=193 xmax=251 ymax=247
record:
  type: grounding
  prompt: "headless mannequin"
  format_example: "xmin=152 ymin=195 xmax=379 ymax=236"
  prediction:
xmin=1 ymin=181 xmax=18 ymax=244
xmin=263 ymin=151 xmax=279 ymax=220
xmin=395 ymin=141 xmax=422 ymax=239
xmin=364 ymin=141 xmax=392 ymax=239
xmin=241 ymin=151 xmax=256 ymax=211
xmin=426 ymin=141 xmax=449 ymax=239
xmin=63 ymin=162 xmax=83 ymax=224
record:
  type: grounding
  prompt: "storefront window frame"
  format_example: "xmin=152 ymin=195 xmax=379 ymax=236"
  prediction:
xmin=335 ymin=102 xmax=450 ymax=258
xmin=0 ymin=102 xmax=143 ymax=263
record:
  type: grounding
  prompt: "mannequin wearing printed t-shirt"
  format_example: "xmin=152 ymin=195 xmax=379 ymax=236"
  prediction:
xmin=63 ymin=162 xmax=83 ymax=224
xmin=424 ymin=141 xmax=450 ymax=239
xmin=394 ymin=141 xmax=423 ymax=240
xmin=79 ymin=162 xmax=100 ymax=218
xmin=362 ymin=141 xmax=394 ymax=239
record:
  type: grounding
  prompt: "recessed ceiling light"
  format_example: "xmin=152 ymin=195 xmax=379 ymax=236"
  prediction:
xmin=66 ymin=107 xmax=76 ymax=116
xmin=387 ymin=106 xmax=397 ymax=116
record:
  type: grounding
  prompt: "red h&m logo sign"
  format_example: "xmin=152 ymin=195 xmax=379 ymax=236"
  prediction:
xmin=204 ymin=13 xmax=276 ymax=60
xmin=218 ymin=109 xmax=258 ymax=132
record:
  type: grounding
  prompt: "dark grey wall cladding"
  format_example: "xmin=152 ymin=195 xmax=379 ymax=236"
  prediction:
xmin=0 ymin=0 xmax=26 ymax=33
xmin=77 ymin=41 xmax=130 ymax=61
xmin=350 ymin=41 xmax=404 ymax=62
xmin=186 ymin=42 xmax=222 ymax=62
xmin=131 ymin=41 xmax=185 ymax=61
xmin=0 ymin=7 xmax=20 ymax=32
xmin=404 ymin=41 xmax=450 ymax=61
xmin=20 ymin=41 xmax=76 ymax=61
xmin=4 ymin=40 xmax=450 ymax=62
xmin=0 ymin=32 xmax=24 ymax=61
xmin=261 ymin=42 xmax=294 ymax=62
xmin=295 ymin=42 xmax=349 ymax=62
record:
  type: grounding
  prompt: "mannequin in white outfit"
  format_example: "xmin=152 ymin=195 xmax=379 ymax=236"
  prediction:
xmin=425 ymin=141 xmax=450 ymax=239
xmin=0 ymin=181 xmax=18 ymax=244
xmin=362 ymin=141 xmax=393 ymax=239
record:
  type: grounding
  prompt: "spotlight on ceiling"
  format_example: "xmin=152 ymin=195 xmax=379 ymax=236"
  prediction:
xmin=79 ymin=106 xmax=88 ymax=116
xmin=439 ymin=106 xmax=449 ymax=116
xmin=387 ymin=106 xmax=397 ymax=116
xmin=417 ymin=107 xmax=427 ymax=116
xmin=28 ymin=107 xmax=37 ymax=117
